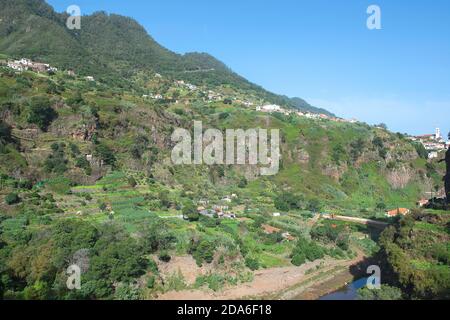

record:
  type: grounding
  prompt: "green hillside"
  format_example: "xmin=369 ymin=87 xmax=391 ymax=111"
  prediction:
xmin=0 ymin=59 xmax=446 ymax=299
xmin=0 ymin=0 xmax=447 ymax=301
xmin=0 ymin=0 xmax=325 ymax=114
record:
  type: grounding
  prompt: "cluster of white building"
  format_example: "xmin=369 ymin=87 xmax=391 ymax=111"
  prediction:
xmin=196 ymin=194 xmax=238 ymax=219
xmin=7 ymin=58 xmax=58 ymax=73
xmin=256 ymin=104 xmax=283 ymax=113
xmin=175 ymin=80 xmax=197 ymax=91
xmin=409 ymin=128 xmax=449 ymax=159
xmin=142 ymin=93 xmax=163 ymax=100
xmin=207 ymin=90 xmax=224 ymax=102
xmin=255 ymin=103 xmax=358 ymax=124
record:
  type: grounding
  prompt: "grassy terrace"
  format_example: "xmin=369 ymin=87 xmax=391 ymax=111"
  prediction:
xmin=43 ymin=170 xmax=373 ymax=274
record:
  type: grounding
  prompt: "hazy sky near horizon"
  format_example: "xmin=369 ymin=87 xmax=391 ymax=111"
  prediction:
xmin=47 ymin=0 xmax=450 ymax=138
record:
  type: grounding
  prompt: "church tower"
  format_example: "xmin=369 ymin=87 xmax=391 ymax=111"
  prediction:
xmin=435 ymin=128 xmax=442 ymax=140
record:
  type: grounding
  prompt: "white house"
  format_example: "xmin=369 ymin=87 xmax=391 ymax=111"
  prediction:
xmin=428 ymin=151 xmax=439 ymax=159
xmin=19 ymin=58 xmax=32 ymax=66
xmin=258 ymin=104 xmax=282 ymax=113
xmin=7 ymin=61 xmax=25 ymax=71
xmin=304 ymin=113 xmax=320 ymax=119
xmin=221 ymin=197 xmax=232 ymax=203
xmin=186 ymin=83 xmax=197 ymax=91
xmin=7 ymin=58 xmax=57 ymax=73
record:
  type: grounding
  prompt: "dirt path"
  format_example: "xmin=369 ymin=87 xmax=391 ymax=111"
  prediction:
xmin=306 ymin=213 xmax=321 ymax=227
xmin=156 ymin=251 xmax=365 ymax=300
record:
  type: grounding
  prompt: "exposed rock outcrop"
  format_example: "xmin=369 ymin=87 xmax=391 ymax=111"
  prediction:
xmin=297 ymin=149 xmax=310 ymax=165
xmin=386 ymin=165 xmax=414 ymax=189
xmin=322 ymin=163 xmax=347 ymax=182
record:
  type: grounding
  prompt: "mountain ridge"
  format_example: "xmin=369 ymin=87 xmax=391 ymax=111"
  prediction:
xmin=0 ymin=0 xmax=334 ymax=116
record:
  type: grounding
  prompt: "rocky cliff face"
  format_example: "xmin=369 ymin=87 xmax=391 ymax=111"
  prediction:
xmin=386 ymin=165 xmax=414 ymax=189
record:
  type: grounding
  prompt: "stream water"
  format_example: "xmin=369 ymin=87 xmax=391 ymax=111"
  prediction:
xmin=318 ymin=277 xmax=368 ymax=300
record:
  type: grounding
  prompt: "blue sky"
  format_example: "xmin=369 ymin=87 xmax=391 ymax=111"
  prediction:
xmin=47 ymin=0 xmax=450 ymax=138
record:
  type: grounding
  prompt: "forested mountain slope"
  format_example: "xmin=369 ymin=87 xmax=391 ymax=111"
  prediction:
xmin=0 ymin=0 xmax=330 ymax=114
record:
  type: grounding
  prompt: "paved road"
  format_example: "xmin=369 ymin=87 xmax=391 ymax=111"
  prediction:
xmin=321 ymin=214 xmax=389 ymax=228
